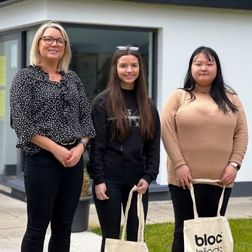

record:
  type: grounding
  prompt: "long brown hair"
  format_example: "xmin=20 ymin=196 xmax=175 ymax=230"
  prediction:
xmin=106 ymin=46 xmax=154 ymax=141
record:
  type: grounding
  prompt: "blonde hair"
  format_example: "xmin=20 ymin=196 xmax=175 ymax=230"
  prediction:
xmin=30 ymin=21 xmax=72 ymax=73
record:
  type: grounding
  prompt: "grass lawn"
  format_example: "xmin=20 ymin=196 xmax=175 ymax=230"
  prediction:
xmin=91 ymin=219 xmax=252 ymax=252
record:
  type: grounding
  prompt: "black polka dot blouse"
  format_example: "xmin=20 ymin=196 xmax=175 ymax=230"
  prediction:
xmin=10 ymin=65 xmax=96 ymax=155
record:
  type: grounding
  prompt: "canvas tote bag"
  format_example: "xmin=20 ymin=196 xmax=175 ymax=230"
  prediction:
xmin=104 ymin=185 xmax=149 ymax=252
xmin=184 ymin=179 xmax=233 ymax=252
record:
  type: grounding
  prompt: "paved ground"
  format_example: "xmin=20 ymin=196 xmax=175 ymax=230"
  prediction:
xmin=0 ymin=184 xmax=251 ymax=252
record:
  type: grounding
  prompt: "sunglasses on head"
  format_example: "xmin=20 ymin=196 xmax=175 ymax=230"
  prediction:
xmin=116 ymin=46 xmax=139 ymax=51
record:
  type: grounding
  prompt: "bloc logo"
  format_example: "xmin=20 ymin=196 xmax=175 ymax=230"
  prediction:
xmin=195 ymin=234 xmax=222 ymax=246
xmin=194 ymin=234 xmax=223 ymax=252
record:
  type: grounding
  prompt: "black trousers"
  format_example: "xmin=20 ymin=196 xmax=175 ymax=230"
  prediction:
xmin=169 ymin=184 xmax=232 ymax=252
xmin=21 ymin=150 xmax=83 ymax=252
xmin=93 ymin=161 xmax=148 ymax=252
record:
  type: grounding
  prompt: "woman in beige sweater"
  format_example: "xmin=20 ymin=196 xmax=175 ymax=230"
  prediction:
xmin=161 ymin=46 xmax=248 ymax=252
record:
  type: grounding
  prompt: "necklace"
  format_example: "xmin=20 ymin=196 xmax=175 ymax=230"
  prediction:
xmin=49 ymin=74 xmax=56 ymax=80
xmin=39 ymin=66 xmax=60 ymax=81
xmin=48 ymin=72 xmax=61 ymax=82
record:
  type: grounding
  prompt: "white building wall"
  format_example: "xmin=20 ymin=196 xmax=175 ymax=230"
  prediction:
xmin=0 ymin=0 xmax=251 ymax=184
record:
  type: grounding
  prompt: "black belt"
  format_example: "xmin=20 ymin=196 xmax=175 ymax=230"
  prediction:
xmin=57 ymin=139 xmax=79 ymax=149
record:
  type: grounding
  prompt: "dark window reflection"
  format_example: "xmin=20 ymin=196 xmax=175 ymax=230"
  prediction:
xmin=66 ymin=25 xmax=155 ymax=100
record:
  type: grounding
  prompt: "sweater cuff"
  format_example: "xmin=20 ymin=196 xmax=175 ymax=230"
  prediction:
xmin=93 ymin=177 xmax=105 ymax=185
xmin=142 ymin=175 xmax=152 ymax=185
xmin=229 ymin=154 xmax=243 ymax=166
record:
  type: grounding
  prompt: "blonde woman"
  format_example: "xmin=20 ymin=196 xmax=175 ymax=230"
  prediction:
xmin=10 ymin=21 xmax=95 ymax=252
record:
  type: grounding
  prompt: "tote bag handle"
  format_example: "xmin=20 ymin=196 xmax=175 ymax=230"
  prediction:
xmin=121 ymin=185 xmax=145 ymax=242
xmin=190 ymin=179 xmax=225 ymax=218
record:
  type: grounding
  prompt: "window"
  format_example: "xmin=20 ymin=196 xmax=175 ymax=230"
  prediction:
xmin=0 ymin=33 xmax=20 ymax=178
xmin=65 ymin=24 xmax=157 ymax=100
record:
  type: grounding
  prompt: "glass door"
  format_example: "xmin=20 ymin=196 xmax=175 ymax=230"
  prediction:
xmin=0 ymin=33 xmax=21 ymax=181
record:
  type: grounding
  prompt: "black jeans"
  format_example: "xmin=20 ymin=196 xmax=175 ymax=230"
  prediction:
xmin=169 ymin=184 xmax=232 ymax=252
xmin=93 ymin=161 xmax=148 ymax=252
xmin=21 ymin=150 xmax=83 ymax=252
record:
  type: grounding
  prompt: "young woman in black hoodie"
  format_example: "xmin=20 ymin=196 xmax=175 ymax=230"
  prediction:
xmin=88 ymin=45 xmax=160 ymax=251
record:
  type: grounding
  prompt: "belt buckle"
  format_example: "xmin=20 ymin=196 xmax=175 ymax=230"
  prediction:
xmin=60 ymin=139 xmax=77 ymax=146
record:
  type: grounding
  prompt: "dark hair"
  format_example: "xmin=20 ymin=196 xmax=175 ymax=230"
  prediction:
xmin=183 ymin=46 xmax=238 ymax=113
xmin=106 ymin=46 xmax=154 ymax=141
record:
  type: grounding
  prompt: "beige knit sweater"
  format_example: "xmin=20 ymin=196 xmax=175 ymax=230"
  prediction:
xmin=161 ymin=88 xmax=248 ymax=186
